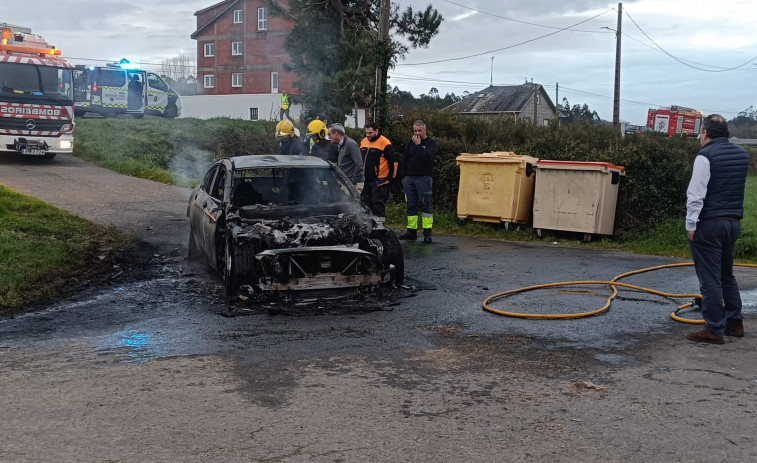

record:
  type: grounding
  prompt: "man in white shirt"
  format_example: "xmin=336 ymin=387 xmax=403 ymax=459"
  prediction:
xmin=685 ymin=114 xmax=749 ymax=344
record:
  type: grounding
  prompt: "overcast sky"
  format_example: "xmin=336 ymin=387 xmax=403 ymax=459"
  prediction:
xmin=4 ymin=0 xmax=756 ymax=123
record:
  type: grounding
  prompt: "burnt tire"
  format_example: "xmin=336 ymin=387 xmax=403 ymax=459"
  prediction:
xmin=224 ymin=233 xmax=255 ymax=299
xmin=380 ymin=231 xmax=404 ymax=285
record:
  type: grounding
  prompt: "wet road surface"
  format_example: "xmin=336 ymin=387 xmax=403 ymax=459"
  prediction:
xmin=1 ymin=154 xmax=756 ymax=462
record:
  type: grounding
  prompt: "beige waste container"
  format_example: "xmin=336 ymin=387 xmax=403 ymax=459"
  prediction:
xmin=456 ymin=152 xmax=538 ymax=229
xmin=532 ymin=160 xmax=625 ymax=240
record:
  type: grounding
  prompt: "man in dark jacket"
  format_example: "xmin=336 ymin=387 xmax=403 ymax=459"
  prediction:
xmin=685 ymin=114 xmax=749 ymax=344
xmin=328 ymin=123 xmax=364 ymax=193
xmin=399 ymin=120 xmax=437 ymax=243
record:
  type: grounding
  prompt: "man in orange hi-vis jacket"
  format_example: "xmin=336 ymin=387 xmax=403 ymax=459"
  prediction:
xmin=360 ymin=122 xmax=397 ymax=222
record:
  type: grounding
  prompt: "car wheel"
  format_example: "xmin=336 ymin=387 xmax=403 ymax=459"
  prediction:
xmin=224 ymin=233 xmax=255 ymax=298
xmin=379 ymin=231 xmax=404 ymax=285
xmin=164 ymin=104 xmax=178 ymax=119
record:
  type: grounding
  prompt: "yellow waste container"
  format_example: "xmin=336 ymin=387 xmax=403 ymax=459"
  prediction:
xmin=456 ymin=152 xmax=538 ymax=229
xmin=532 ymin=160 xmax=625 ymax=241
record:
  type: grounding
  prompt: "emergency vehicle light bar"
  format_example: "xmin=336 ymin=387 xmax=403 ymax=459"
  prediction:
xmin=0 ymin=42 xmax=62 ymax=55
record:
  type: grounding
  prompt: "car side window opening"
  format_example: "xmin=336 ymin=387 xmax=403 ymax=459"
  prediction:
xmin=201 ymin=167 xmax=217 ymax=192
xmin=210 ymin=168 xmax=226 ymax=201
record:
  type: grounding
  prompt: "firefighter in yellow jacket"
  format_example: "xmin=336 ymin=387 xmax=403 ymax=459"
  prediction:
xmin=360 ymin=122 xmax=397 ymax=222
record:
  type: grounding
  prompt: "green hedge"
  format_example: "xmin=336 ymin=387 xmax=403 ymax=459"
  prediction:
xmin=76 ymin=114 xmax=701 ymax=240
xmin=372 ymin=110 xmax=698 ymax=239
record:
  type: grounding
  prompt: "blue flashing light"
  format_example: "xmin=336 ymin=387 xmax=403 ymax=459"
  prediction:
xmin=119 ymin=58 xmax=139 ymax=70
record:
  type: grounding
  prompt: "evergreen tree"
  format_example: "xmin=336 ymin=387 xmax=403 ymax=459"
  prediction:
xmin=268 ymin=0 xmax=442 ymax=123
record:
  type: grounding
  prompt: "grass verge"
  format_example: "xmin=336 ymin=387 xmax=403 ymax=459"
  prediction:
xmin=0 ymin=185 xmax=134 ymax=311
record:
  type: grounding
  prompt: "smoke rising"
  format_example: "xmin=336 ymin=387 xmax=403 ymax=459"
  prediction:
xmin=169 ymin=143 xmax=212 ymax=188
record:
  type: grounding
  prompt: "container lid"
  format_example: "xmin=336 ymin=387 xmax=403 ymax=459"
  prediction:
xmin=535 ymin=160 xmax=625 ymax=172
xmin=456 ymin=152 xmax=539 ymax=163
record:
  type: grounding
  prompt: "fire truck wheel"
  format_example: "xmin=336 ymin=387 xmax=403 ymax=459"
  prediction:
xmin=132 ymin=113 xmax=145 ymax=119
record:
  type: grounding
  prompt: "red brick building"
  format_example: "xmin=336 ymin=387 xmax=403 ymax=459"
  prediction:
xmin=191 ymin=0 xmax=298 ymax=96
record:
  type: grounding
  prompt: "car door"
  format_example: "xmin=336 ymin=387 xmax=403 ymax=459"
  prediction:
xmin=145 ymin=72 xmax=169 ymax=115
xmin=188 ymin=163 xmax=221 ymax=268
xmin=201 ymin=164 xmax=229 ymax=269
xmin=99 ymin=69 xmax=128 ymax=112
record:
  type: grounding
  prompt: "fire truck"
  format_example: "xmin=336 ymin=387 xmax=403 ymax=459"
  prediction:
xmin=0 ymin=27 xmax=74 ymax=159
xmin=647 ymin=106 xmax=703 ymax=138
xmin=73 ymin=60 xmax=181 ymax=119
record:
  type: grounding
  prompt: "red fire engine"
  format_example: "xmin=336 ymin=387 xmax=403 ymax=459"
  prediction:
xmin=647 ymin=106 xmax=703 ymax=138
xmin=0 ymin=27 xmax=75 ymax=159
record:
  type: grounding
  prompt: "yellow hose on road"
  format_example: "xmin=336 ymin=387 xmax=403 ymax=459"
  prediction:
xmin=483 ymin=262 xmax=757 ymax=324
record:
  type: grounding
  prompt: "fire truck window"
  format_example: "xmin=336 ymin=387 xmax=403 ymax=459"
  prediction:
xmin=100 ymin=70 xmax=126 ymax=88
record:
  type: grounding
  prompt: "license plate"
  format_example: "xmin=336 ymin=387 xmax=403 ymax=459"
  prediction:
xmin=21 ymin=149 xmax=45 ymax=156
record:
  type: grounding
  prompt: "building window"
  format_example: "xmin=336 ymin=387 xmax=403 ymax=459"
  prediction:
xmin=203 ymin=43 xmax=215 ymax=57
xmin=536 ymin=94 xmax=540 ymax=104
xmin=258 ymin=7 xmax=267 ymax=30
xmin=542 ymin=118 xmax=550 ymax=126
xmin=271 ymin=72 xmax=278 ymax=93
xmin=232 ymin=41 xmax=243 ymax=56
xmin=233 ymin=9 xmax=243 ymax=23
xmin=204 ymin=74 xmax=215 ymax=88
xmin=250 ymin=108 xmax=259 ymax=120
xmin=232 ymin=73 xmax=242 ymax=87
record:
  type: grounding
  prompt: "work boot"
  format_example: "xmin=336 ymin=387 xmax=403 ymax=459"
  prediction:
xmin=399 ymin=229 xmax=417 ymax=241
xmin=686 ymin=329 xmax=725 ymax=344
xmin=725 ymin=319 xmax=744 ymax=337
xmin=423 ymin=230 xmax=432 ymax=244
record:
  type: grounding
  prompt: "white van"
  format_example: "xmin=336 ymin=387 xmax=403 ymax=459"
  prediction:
xmin=74 ymin=64 xmax=181 ymax=119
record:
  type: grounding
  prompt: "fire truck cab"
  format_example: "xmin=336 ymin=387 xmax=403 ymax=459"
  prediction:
xmin=74 ymin=61 xmax=181 ymax=119
xmin=647 ymin=106 xmax=703 ymax=138
xmin=0 ymin=27 xmax=75 ymax=159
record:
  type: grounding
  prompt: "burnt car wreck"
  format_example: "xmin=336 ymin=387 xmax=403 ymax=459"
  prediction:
xmin=187 ymin=155 xmax=404 ymax=301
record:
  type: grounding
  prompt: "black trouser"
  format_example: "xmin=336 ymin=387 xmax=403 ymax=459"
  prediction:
xmin=689 ymin=218 xmax=743 ymax=337
xmin=361 ymin=179 xmax=390 ymax=217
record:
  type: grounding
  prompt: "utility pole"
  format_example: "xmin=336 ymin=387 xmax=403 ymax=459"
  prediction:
xmin=612 ymin=3 xmax=622 ymax=126
xmin=374 ymin=0 xmax=391 ymax=128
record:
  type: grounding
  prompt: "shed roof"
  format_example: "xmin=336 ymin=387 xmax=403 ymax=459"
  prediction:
xmin=446 ymin=84 xmax=555 ymax=114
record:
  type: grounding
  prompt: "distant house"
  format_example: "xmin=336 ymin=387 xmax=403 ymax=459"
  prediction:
xmin=445 ymin=84 xmax=560 ymax=125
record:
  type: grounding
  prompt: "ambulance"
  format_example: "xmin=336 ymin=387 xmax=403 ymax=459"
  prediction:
xmin=74 ymin=60 xmax=181 ymax=119
xmin=0 ymin=27 xmax=75 ymax=159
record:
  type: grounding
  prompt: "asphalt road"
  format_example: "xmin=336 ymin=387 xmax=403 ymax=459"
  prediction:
xmin=1 ymin=154 xmax=755 ymax=462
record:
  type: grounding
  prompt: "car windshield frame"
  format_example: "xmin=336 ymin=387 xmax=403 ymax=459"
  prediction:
xmin=231 ymin=165 xmax=358 ymax=208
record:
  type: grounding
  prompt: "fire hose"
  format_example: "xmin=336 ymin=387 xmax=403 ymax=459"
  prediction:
xmin=483 ymin=262 xmax=757 ymax=324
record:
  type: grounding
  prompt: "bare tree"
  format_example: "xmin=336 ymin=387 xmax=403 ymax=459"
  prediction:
xmin=160 ymin=54 xmax=196 ymax=83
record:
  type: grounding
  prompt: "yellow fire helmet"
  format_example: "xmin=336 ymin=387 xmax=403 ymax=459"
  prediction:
xmin=306 ymin=119 xmax=327 ymax=139
xmin=275 ymin=119 xmax=295 ymax=138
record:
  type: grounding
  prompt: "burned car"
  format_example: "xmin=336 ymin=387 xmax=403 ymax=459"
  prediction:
xmin=187 ymin=155 xmax=404 ymax=300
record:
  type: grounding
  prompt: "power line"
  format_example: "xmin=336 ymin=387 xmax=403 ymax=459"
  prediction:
xmin=397 ymin=8 xmax=615 ymax=66
xmin=440 ymin=0 xmax=613 ymax=34
xmin=623 ymin=10 xmax=757 ymax=72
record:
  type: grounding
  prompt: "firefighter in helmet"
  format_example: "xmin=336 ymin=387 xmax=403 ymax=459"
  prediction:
xmin=275 ymin=119 xmax=307 ymax=156
xmin=305 ymin=119 xmax=338 ymax=163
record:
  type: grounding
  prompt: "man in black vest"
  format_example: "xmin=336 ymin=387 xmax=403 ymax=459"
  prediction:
xmin=685 ymin=114 xmax=749 ymax=344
